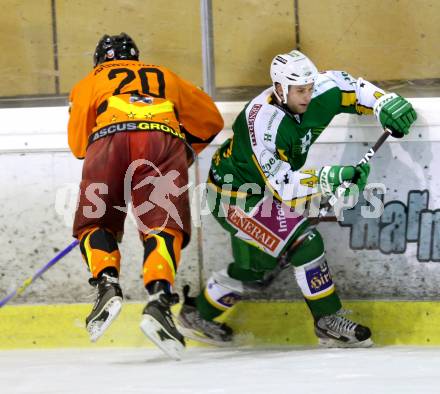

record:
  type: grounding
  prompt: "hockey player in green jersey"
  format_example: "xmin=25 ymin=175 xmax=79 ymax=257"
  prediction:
xmin=177 ymin=50 xmax=417 ymax=347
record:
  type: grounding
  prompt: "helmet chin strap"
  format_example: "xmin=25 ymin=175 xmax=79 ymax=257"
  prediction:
xmin=272 ymin=89 xmax=304 ymax=119
xmin=273 ymin=84 xmax=288 ymax=104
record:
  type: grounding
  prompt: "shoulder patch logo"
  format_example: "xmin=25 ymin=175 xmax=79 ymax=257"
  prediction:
xmin=300 ymin=129 xmax=313 ymax=154
xmin=248 ymin=104 xmax=262 ymax=146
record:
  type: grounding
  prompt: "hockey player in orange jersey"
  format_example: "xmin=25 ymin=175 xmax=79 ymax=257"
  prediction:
xmin=68 ymin=33 xmax=224 ymax=359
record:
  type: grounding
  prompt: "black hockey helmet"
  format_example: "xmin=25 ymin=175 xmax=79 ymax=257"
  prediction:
xmin=93 ymin=33 xmax=139 ymax=67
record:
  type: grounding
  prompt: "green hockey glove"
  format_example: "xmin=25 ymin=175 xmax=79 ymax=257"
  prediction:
xmin=319 ymin=163 xmax=370 ymax=197
xmin=373 ymin=93 xmax=417 ymax=138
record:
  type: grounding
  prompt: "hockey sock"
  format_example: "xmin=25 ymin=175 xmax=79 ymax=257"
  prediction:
xmin=289 ymin=229 xmax=342 ymax=319
xmin=196 ymin=268 xmax=244 ymax=321
xmin=142 ymin=228 xmax=183 ymax=288
xmin=295 ymin=255 xmax=342 ymax=318
xmin=79 ymin=227 xmax=121 ymax=279
xmin=196 ymin=291 xmax=224 ymax=321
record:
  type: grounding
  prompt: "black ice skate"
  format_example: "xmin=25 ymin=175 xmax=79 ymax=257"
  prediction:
xmin=314 ymin=310 xmax=373 ymax=348
xmin=140 ymin=282 xmax=185 ymax=360
xmin=177 ymin=285 xmax=233 ymax=346
xmin=86 ymin=273 xmax=123 ymax=342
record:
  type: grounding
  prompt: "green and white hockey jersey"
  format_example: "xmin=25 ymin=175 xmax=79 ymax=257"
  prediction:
xmin=209 ymin=71 xmax=385 ymax=206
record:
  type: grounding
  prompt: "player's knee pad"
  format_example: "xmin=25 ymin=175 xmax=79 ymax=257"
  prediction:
xmin=79 ymin=227 xmax=120 ymax=278
xmin=204 ymin=269 xmax=244 ymax=312
xmin=293 ymin=252 xmax=335 ymax=302
xmin=142 ymin=228 xmax=183 ymax=287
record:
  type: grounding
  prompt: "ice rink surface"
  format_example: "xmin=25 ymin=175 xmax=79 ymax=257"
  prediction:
xmin=1 ymin=346 xmax=440 ymax=394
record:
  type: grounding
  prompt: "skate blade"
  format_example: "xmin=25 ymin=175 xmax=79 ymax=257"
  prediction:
xmin=177 ymin=324 xmax=232 ymax=347
xmin=140 ymin=315 xmax=185 ymax=361
xmin=87 ymin=297 xmax=122 ymax=343
xmin=318 ymin=337 xmax=374 ymax=348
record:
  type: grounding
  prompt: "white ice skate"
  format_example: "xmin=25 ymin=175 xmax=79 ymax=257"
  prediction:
xmin=140 ymin=291 xmax=185 ymax=361
xmin=314 ymin=310 xmax=373 ymax=348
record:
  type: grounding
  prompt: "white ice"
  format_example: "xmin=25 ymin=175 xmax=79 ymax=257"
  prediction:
xmin=1 ymin=346 xmax=439 ymax=394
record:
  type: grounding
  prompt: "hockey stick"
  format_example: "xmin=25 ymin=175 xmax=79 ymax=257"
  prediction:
xmin=0 ymin=239 xmax=79 ymax=308
xmin=254 ymin=128 xmax=393 ymax=288
xmin=319 ymin=127 xmax=393 ymax=219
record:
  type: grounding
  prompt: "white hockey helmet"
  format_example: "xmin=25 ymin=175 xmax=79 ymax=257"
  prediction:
xmin=270 ymin=50 xmax=319 ymax=103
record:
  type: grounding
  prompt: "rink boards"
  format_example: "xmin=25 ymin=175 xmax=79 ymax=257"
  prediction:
xmin=0 ymin=98 xmax=440 ymax=348
xmin=1 ymin=300 xmax=440 ymax=349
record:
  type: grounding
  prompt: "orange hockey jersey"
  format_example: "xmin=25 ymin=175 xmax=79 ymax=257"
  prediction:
xmin=68 ymin=60 xmax=224 ymax=159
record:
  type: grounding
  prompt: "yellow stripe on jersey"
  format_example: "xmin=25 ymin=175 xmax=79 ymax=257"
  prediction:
xmin=355 ymin=104 xmax=374 ymax=115
xmin=108 ymin=96 xmax=175 ymax=118
xmin=207 ymin=176 xmax=250 ymax=198
xmin=341 ymin=91 xmax=357 ymax=107
xmin=299 ymin=170 xmax=319 ymax=188
xmin=277 ymin=148 xmax=288 ymax=161
xmin=341 ymin=91 xmax=373 ymax=115
xmin=251 ymin=154 xmax=320 ymax=208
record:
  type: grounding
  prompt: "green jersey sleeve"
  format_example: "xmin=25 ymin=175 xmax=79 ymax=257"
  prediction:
xmin=322 ymin=70 xmax=385 ymax=115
